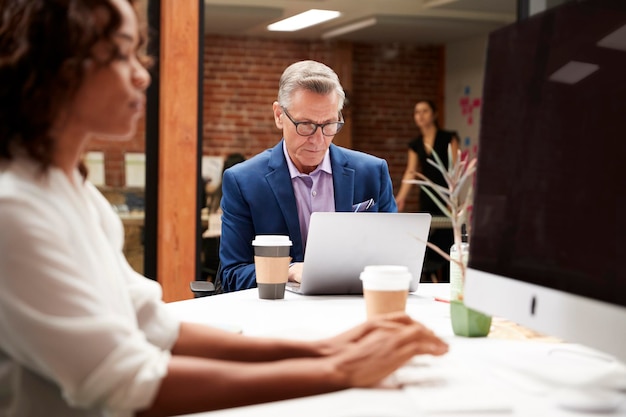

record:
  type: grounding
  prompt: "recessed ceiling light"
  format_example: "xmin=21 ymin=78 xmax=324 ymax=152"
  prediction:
xmin=267 ymin=9 xmax=341 ymax=32
xmin=597 ymin=24 xmax=626 ymax=52
xmin=548 ymin=61 xmax=599 ymax=85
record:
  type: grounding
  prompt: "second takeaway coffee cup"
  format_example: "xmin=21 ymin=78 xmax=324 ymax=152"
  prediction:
xmin=253 ymin=235 xmax=292 ymax=299
xmin=360 ymin=265 xmax=412 ymax=318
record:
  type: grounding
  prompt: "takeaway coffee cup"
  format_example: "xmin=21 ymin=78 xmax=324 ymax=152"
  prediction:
xmin=360 ymin=265 xmax=412 ymax=318
xmin=253 ymin=235 xmax=292 ymax=299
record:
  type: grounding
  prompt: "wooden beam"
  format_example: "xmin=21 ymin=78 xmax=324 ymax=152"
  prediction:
xmin=157 ymin=0 xmax=199 ymax=302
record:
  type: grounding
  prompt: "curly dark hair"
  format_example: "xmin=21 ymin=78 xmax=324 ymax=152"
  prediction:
xmin=0 ymin=0 xmax=147 ymax=176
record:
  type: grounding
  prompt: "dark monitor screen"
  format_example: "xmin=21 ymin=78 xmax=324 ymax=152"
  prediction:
xmin=465 ymin=0 xmax=626 ymax=362
xmin=469 ymin=0 xmax=625 ymax=307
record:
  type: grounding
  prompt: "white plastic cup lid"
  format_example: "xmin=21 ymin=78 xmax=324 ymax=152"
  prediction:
xmin=252 ymin=235 xmax=293 ymax=247
xmin=360 ymin=265 xmax=412 ymax=291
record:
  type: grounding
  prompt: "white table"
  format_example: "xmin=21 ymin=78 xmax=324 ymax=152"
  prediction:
xmin=166 ymin=284 xmax=626 ymax=417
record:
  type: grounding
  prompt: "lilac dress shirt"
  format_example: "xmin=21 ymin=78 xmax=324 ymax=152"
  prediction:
xmin=283 ymin=142 xmax=335 ymax=249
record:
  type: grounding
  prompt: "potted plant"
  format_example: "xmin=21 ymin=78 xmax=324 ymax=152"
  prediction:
xmin=403 ymin=145 xmax=491 ymax=337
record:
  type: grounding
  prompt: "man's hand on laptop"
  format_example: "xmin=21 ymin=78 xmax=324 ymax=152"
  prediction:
xmin=288 ymin=262 xmax=304 ymax=283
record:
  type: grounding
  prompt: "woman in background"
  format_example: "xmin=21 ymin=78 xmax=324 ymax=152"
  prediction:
xmin=395 ymin=100 xmax=459 ymax=212
xmin=395 ymin=100 xmax=459 ymax=282
xmin=0 ymin=1 xmax=447 ymax=416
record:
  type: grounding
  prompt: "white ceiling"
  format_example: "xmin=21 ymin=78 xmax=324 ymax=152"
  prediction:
xmin=203 ymin=0 xmax=518 ymax=44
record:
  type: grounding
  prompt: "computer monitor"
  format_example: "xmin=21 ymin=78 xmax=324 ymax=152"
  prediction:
xmin=464 ymin=0 xmax=626 ymax=364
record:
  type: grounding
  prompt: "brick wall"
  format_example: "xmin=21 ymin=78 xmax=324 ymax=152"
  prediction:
xmin=202 ymin=36 xmax=335 ymax=156
xmin=88 ymin=120 xmax=146 ymax=187
xmin=352 ymin=43 xmax=444 ymax=212
xmin=86 ymin=35 xmax=445 ymax=212
xmin=202 ymin=35 xmax=444 ymax=212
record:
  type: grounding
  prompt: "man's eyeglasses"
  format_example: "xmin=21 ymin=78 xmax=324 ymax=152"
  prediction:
xmin=281 ymin=107 xmax=344 ymax=137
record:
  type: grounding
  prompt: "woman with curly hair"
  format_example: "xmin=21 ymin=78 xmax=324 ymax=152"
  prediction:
xmin=0 ymin=1 xmax=447 ymax=416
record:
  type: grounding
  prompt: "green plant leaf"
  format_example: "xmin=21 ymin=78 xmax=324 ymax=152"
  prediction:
xmin=419 ymin=186 xmax=452 ymax=218
xmin=425 ymin=158 xmax=453 ymax=188
xmin=406 ymin=145 xmax=478 ymax=284
xmin=412 ymin=176 xmax=453 ymax=207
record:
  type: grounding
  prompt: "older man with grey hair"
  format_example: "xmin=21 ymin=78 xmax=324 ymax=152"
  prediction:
xmin=218 ymin=60 xmax=397 ymax=292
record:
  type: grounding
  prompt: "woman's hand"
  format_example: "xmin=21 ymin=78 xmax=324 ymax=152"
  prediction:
xmin=324 ymin=314 xmax=448 ymax=388
xmin=144 ymin=314 xmax=447 ymax=415
xmin=396 ymin=197 xmax=406 ymax=212
xmin=317 ymin=313 xmax=439 ymax=353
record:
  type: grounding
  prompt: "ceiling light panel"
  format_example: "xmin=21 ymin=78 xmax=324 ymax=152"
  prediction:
xmin=267 ymin=9 xmax=341 ymax=32
xmin=548 ymin=61 xmax=599 ymax=85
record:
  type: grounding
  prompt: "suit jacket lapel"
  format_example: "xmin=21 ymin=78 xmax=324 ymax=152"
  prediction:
xmin=266 ymin=140 xmax=304 ymax=255
xmin=330 ymin=144 xmax=355 ymax=212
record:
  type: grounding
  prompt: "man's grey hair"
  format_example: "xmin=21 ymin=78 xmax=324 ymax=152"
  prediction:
xmin=277 ymin=60 xmax=346 ymax=111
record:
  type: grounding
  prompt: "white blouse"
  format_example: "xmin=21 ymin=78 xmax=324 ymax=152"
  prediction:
xmin=0 ymin=158 xmax=180 ymax=417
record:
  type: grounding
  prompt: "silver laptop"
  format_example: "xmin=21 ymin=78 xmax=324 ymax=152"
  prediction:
xmin=286 ymin=212 xmax=432 ymax=295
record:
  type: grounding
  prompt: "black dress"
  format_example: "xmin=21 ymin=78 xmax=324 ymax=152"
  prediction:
xmin=408 ymin=129 xmax=458 ymax=282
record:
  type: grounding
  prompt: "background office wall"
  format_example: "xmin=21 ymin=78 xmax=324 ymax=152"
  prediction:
xmin=201 ymin=35 xmax=445 ymax=213
xmin=88 ymin=120 xmax=146 ymax=187
xmin=83 ymin=36 xmax=489 ymax=199
xmin=82 ymin=34 xmax=489 ymax=279
xmin=445 ymin=35 xmax=488 ymax=160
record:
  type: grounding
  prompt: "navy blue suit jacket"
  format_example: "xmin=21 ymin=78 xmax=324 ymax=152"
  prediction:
xmin=219 ymin=141 xmax=398 ymax=292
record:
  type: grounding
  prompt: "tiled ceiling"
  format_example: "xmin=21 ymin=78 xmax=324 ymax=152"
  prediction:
xmin=203 ymin=0 xmax=518 ymax=44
